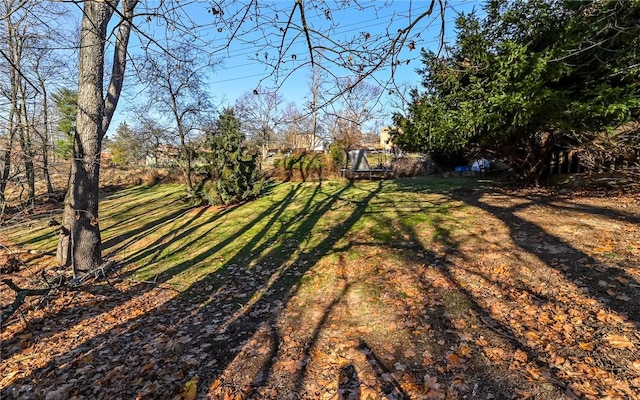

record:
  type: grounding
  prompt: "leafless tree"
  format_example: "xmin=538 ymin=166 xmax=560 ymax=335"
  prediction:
xmin=56 ymin=0 xmax=138 ymax=273
xmin=304 ymin=60 xmax=329 ymax=151
xmin=136 ymin=43 xmax=215 ymax=193
xmin=210 ymin=1 xmax=445 ymax=106
xmin=280 ymin=102 xmax=313 ymax=150
xmin=45 ymin=0 xmax=444 ymax=274
xmin=0 ymin=0 xmax=73 ymax=209
xmin=236 ymin=89 xmax=284 ymax=160
xmin=326 ymin=77 xmax=383 ymax=149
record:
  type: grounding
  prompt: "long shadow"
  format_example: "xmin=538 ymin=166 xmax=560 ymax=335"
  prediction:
xmin=509 ymin=189 xmax=640 ymax=225
xmin=358 ymin=340 xmax=410 ymax=400
xmin=16 ymin=226 xmax=60 ymax=246
xmin=126 ymin=183 xmax=305 ymax=286
xmin=376 ymin=203 xmax=565 ymax=399
xmin=2 ymin=181 xmax=382 ymax=399
xmin=97 ymin=184 xmax=182 ymax=221
xmin=365 ymin=186 xmax=522 ymax=398
xmin=288 ymin=282 xmax=353 ymax=396
xmin=337 ymin=363 xmax=361 ymax=400
xmin=449 ymin=189 xmax=640 ymax=322
xmin=0 ymin=186 xmax=284 ymax=354
xmin=213 ymin=182 xmax=381 ymax=396
xmin=1 ymin=203 xmax=196 ymax=348
xmin=101 ymin=205 xmax=197 ymax=251
xmin=13 ymin=186 xmax=184 ymax=248
xmin=113 ymin=203 xmax=238 ymax=268
xmin=308 ymin=190 xmax=520 ymax=398
xmin=373 ymin=183 xmax=638 ymax=397
xmin=99 ymin=196 xmax=184 ymax=233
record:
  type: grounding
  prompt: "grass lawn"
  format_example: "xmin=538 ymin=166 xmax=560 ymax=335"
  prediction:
xmin=1 ymin=177 xmax=640 ymax=399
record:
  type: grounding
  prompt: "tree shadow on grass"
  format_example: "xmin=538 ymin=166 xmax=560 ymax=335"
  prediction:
xmin=384 ymin=181 xmax=639 ymax=397
xmin=109 ymin=202 xmax=238 ymax=268
xmin=1 ymin=198 xmax=203 ymax=350
xmin=128 ymin=183 xmax=308 ymax=285
xmin=0 ymin=186 xmax=284 ymax=361
xmin=237 ymin=180 xmax=525 ymax=399
xmin=512 ymin=190 xmax=640 ymax=225
xmin=186 ymin=182 xmax=381 ymax=393
xmin=2 ymin=181 xmax=301 ymax=351
xmin=2 ymin=181 xmax=385 ymax=399
xmin=374 ymin=224 xmax=558 ymax=396
xmin=4 ymin=185 xmax=184 ymax=248
xmin=448 ymin=188 xmax=640 ymax=323
xmin=336 ymin=188 xmax=523 ymax=398
xmin=101 ymin=205 xmax=200 ymax=253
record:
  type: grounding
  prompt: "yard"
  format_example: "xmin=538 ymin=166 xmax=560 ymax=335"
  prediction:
xmin=1 ymin=177 xmax=639 ymax=399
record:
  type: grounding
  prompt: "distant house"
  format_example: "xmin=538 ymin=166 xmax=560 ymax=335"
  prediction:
xmin=380 ymin=126 xmax=396 ymax=151
xmin=312 ymin=141 xmax=328 ymax=152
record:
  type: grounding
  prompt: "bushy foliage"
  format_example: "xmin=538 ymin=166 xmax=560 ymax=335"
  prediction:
xmin=393 ymin=0 xmax=640 ymax=181
xmin=272 ymin=151 xmax=332 ymax=181
xmin=109 ymin=122 xmax=147 ymax=166
xmin=328 ymin=143 xmax=346 ymax=171
xmin=196 ymin=108 xmax=264 ymax=205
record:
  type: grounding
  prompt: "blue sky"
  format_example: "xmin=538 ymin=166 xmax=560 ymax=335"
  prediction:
xmin=204 ymin=1 xmax=482 ymax=105
xmin=111 ymin=0 xmax=483 ymax=135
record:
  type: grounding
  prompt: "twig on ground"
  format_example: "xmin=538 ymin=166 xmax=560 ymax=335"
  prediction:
xmin=70 ymin=260 xmax=119 ymax=285
xmin=1 ymin=279 xmax=50 ymax=325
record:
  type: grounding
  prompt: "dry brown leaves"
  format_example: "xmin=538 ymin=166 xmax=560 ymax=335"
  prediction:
xmin=2 ymin=189 xmax=640 ymax=399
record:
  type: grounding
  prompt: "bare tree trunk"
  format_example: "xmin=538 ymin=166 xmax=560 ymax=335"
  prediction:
xmin=18 ymin=128 xmax=35 ymax=207
xmin=37 ymin=69 xmax=54 ymax=194
xmin=42 ymin=139 xmax=54 ymax=194
xmin=56 ymin=0 xmax=135 ymax=274
xmin=0 ymin=110 xmax=16 ymax=207
xmin=17 ymin=82 xmax=36 ymax=207
xmin=57 ymin=1 xmax=113 ymax=273
xmin=177 ymin=130 xmax=193 ymax=194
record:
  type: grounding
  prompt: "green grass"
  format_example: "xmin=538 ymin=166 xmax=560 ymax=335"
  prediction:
xmin=5 ymin=177 xmax=490 ymax=290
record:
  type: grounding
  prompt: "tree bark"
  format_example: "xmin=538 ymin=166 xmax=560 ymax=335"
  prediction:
xmin=15 ymin=78 xmax=35 ymax=207
xmin=57 ymin=0 xmax=135 ymax=274
xmin=0 ymin=111 xmax=16 ymax=208
xmin=36 ymin=66 xmax=54 ymax=194
xmin=57 ymin=1 xmax=113 ymax=274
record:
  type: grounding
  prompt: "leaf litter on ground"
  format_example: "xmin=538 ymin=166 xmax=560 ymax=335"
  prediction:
xmin=1 ymin=179 xmax=639 ymax=399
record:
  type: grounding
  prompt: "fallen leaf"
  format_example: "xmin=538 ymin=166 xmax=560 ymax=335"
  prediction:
xmin=452 ymin=319 xmax=467 ymax=329
xmin=606 ymin=334 xmax=635 ymax=349
xmin=177 ymin=376 xmax=199 ymax=400
xmin=281 ymin=360 xmax=302 ymax=374
xmin=404 ymin=349 xmax=416 ymax=358
xmin=513 ymin=349 xmax=528 ymax=363
xmin=209 ymin=378 xmax=222 ymax=391
xmin=484 ymin=347 xmax=508 ymax=363
xmin=578 ymin=341 xmax=596 ymax=351
xmin=596 ymin=309 xmax=625 ymax=324
xmin=446 ymin=353 xmax=465 ymax=369
xmin=630 ymin=360 xmax=640 ymax=374
xmin=524 ymin=331 xmax=541 ymax=344
xmin=457 ymin=344 xmax=472 ymax=358
xmin=424 ymin=374 xmax=441 ymax=391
